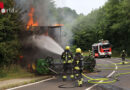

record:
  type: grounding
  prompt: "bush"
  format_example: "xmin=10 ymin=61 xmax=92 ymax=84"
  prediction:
xmin=0 ymin=69 xmax=7 ymax=78
xmin=0 ymin=65 xmax=34 ymax=80
xmin=83 ymin=56 xmax=96 ymax=72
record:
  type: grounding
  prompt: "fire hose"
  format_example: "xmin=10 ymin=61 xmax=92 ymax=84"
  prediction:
xmin=82 ymin=72 xmax=130 ymax=84
xmin=36 ymin=57 xmax=130 ymax=86
xmin=97 ymin=61 xmax=130 ymax=68
xmin=55 ymin=60 xmax=130 ymax=86
xmin=59 ymin=65 xmax=130 ymax=88
xmin=82 ymin=61 xmax=130 ymax=84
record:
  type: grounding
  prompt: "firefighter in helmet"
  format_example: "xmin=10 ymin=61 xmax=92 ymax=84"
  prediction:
xmin=121 ymin=50 xmax=127 ymax=64
xmin=88 ymin=50 xmax=93 ymax=57
xmin=74 ymin=48 xmax=83 ymax=87
xmin=61 ymin=46 xmax=74 ymax=81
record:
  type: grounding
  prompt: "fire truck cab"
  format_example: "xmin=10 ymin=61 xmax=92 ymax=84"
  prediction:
xmin=92 ymin=40 xmax=112 ymax=58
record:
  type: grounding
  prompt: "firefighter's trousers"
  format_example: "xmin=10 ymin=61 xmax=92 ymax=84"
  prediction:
xmin=74 ymin=67 xmax=83 ymax=86
xmin=122 ymin=57 xmax=125 ymax=64
xmin=62 ymin=63 xmax=74 ymax=80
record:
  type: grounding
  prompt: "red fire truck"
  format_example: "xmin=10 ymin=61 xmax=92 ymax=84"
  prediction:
xmin=92 ymin=40 xmax=112 ymax=58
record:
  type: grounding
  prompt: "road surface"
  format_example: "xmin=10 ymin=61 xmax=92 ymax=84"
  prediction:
xmin=7 ymin=58 xmax=130 ymax=90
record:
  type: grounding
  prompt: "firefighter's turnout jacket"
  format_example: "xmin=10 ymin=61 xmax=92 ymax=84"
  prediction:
xmin=121 ymin=50 xmax=127 ymax=64
xmin=61 ymin=50 xmax=74 ymax=79
xmin=61 ymin=50 xmax=73 ymax=64
xmin=74 ymin=52 xmax=83 ymax=87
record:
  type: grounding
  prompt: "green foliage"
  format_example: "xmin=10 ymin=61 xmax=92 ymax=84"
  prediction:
xmin=72 ymin=9 xmax=102 ymax=51
xmin=70 ymin=45 xmax=77 ymax=54
xmin=0 ymin=65 xmax=34 ymax=80
xmin=36 ymin=59 xmax=49 ymax=74
xmin=0 ymin=0 xmax=23 ymax=67
xmin=72 ymin=0 xmax=130 ymax=55
xmin=84 ymin=56 xmax=96 ymax=72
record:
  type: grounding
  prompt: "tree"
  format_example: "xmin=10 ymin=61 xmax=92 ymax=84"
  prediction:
xmin=72 ymin=0 xmax=130 ymax=55
xmin=0 ymin=0 xmax=23 ymax=66
xmin=72 ymin=9 xmax=103 ymax=51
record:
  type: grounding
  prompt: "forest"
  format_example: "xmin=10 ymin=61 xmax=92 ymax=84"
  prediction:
xmin=72 ymin=0 xmax=130 ymax=55
xmin=0 ymin=0 xmax=130 ymax=67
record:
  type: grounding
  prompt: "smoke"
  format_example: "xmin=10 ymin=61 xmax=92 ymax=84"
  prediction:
xmin=32 ymin=35 xmax=64 ymax=55
xmin=53 ymin=7 xmax=78 ymax=47
xmin=15 ymin=0 xmax=50 ymax=26
xmin=15 ymin=0 xmax=78 ymax=48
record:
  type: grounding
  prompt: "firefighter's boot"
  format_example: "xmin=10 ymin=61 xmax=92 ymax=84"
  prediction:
xmin=77 ymin=79 xmax=83 ymax=87
xmin=62 ymin=75 xmax=67 ymax=81
xmin=122 ymin=61 xmax=125 ymax=65
xmin=70 ymin=74 xmax=74 ymax=81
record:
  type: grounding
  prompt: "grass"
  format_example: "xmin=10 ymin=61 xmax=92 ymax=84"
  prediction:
xmin=1 ymin=76 xmax=51 ymax=90
xmin=111 ymin=50 xmax=130 ymax=60
xmin=0 ymin=65 xmax=35 ymax=81
xmin=0 ymin=65 xmax=52 ymax=90
xmin=126 ymin=57 xmax=130 ymax=59
xmin=83 ymin=52 xmax=89 ymax=56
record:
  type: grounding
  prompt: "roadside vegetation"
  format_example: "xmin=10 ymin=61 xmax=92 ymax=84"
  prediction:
xmin=0 ymin=65 xmax=34 ymax=81
xmin=0 ymin=0 xmax=130 ymax=79
xmin=72 ymin=0 xmax=130 ymax=56
xmin=0 ymin=0 xmax=81 ymax=78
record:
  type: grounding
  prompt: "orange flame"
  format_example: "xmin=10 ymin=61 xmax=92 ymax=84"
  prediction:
xmin=27 ymin=8 xmax=38 ymax=30
xmin=53 ymin=24 xmax=64 ymax=26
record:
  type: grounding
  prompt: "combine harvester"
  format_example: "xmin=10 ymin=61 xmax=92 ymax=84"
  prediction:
xmin=21 ymin=25 xmax=64 ymax=74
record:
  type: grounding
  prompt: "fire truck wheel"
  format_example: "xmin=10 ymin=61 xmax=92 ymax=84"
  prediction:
xmin=108 ymin=56 xmax=111 ymax=58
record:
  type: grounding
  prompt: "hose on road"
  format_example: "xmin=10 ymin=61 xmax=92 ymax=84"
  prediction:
xmin=82 ymin=72 xmax=130 ymax=84
xmin=82 ymin=61 xmax=130 ymax=84
xmin=82 ymin=73 xmax=117 ymax=84
xmin=97 ymin=61 xmax=130 ymax=67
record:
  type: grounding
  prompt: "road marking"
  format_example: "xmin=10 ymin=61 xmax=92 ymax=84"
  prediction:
xmin=85 ymin=59 xmax=118 ymax=90
xmin=7 ymin=78 xmax=54 ymax=90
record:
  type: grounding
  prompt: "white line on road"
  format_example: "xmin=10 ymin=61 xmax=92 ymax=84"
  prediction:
xmin=85 ymin=59 xmax=118 ymax=90
xmin=6 ymin=78 xmax=54 ymax=90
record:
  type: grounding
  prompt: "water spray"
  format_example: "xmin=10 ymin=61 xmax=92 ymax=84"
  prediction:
xmin=32 ymin=35 xmax=64 ymax=55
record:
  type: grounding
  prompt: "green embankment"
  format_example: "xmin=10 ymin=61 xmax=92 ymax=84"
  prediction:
xmin=0 ymin=65 xmax=34 ymax=81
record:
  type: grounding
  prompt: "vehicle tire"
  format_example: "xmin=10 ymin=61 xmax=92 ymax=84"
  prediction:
xmin=109 ymin=56 xmax=111 ymax=58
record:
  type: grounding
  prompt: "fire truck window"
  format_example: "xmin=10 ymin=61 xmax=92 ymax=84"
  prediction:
xmin=102 ymin=44 xmax=110 ymax=49
xmin=93 ymin=46 xmax=98 ymax=50
xmin=93 ymin=46 xmax=98 ymax=53
xmin=94 ymin=50 xmax=98 ymax=53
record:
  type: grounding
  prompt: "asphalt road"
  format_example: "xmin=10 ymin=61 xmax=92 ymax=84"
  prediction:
xmin=8 ymin=58 xmax=130 ymax=90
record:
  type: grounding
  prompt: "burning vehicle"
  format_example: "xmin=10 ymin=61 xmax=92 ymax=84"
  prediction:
xmin=19 ymin=7 xmax=64 ymax=74
xmin=19 ymin=7 xmax=96 ymax=75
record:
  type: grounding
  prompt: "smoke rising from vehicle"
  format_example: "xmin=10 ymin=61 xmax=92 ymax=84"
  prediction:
xmin=15 ymin=0 xmax=50 ymax=26
xmin=15 ymin=0 xmax=78 ymax=47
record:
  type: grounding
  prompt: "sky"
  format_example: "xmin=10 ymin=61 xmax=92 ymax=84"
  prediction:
xmin=54 ymin=0 xmax=108 ymax=15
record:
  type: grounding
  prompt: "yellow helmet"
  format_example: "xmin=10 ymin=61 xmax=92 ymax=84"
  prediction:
xmin=123 ymin=50 xmax=125 ymax=52
xmin=76 ymin=48 xmax=82 ymax=53
xmin=65 ymin=46 xmax=70 ymax=50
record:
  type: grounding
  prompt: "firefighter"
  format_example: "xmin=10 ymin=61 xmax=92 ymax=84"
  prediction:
xmin=74 ymin=48 xmax=83 ymax=87
xmin=61 ymin=46 xmax=74 ymax=81
xmin=88 ymin=50 xmax=93 ymax=57
xmin=121 ymin=50 xmax=127 ymax=64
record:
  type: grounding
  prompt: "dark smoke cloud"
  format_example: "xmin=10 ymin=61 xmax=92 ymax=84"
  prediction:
xmin=15 ymin=0 xmax=77 ymax=48
xmin=15 ymin=0 xmax=51 ymax=26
